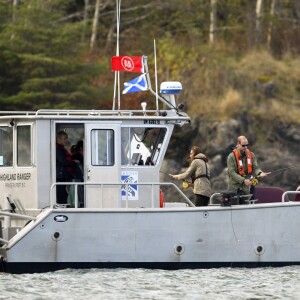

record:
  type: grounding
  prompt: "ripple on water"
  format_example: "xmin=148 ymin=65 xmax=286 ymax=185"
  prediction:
xmin=1 ymin=266 xmax=300 ymax=299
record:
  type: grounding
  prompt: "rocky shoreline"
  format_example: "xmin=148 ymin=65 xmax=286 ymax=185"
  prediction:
xmin=162 ymin=116 xmax=300 ymax=197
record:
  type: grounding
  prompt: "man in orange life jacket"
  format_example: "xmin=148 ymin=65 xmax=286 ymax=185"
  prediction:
xmin=227 ymin=136 xmax=270 ymax=196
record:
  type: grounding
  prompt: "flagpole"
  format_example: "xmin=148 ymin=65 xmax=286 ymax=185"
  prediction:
xmin=113 ymin=0 xmax=121 ymax=110
xmin=154 ymin=39 xmax=158 ymax=111
xmin=117 ymin=0 xmax=121 ymax=110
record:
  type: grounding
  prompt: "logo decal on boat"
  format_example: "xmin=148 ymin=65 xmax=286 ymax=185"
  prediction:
xmin=54 ymin=215 xmax=68 ymax=222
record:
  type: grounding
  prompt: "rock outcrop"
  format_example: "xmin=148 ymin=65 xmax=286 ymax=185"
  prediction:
xmin=162 ymin=116 xmax=300 ymax=195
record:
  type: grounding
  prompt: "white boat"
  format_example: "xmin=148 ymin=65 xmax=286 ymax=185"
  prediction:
xmin=0 ymin=73 xmax=300 ymax=273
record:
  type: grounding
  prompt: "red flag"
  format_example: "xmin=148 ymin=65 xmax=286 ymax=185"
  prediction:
xmin=111 ymin=56 xmax=144 ymax=73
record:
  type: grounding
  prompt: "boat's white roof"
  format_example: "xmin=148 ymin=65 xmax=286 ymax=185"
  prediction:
xmin=0 ymin=109 xmax=190 ymax=124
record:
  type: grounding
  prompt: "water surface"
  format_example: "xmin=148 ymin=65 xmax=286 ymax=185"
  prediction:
xmin=1 ymin=267 xmax=300 ymax=299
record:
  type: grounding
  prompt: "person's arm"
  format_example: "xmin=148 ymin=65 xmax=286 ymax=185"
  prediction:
xmin=56 ymin=148 xmax=76 ymax=167
xmin=252 ymin=152 xmax=270 ymax=177
xmin=169 ymin=161 xmax=197 ymax=180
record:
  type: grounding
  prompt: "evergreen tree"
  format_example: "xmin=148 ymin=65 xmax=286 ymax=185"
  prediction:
xmin=0 ymin=0 xmax=106 ymax=110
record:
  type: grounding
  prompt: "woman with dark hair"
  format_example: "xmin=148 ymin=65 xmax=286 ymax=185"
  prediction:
xmin=69 ymin=140 xmax=84 ymax=207
xmin=71 ymin=140 xmax=83 ymax=166
xmin=56 ymin=131 xmax=79 ymax=204
xmin=169 ymin=146 xmax=211 ymax=206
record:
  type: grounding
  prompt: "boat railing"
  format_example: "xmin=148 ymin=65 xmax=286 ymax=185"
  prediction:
xmin=50 ymin=182 xmax=195 ymax=208
xmin=209 ymin=192 xmax=254 ymax=205
xmin=0 ymin=211 xmax=36 ymax=221
xmin=0 ymin=212 xmax=36 ymax=245
xmin=0 ymin=109 xmax=153 ymax=117
xmin=35 ymin=109 xmax=163 ymax=117
xmin=0 ymin=111 xmax=38 ymax=116
xmin=0 ymin=109 xmax=185 ymax=118
xmin=282 ymin=191 xmax=300 ymax=202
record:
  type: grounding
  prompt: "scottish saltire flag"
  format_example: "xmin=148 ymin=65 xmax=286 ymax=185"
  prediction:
xmin=122 ymin=74 xmax=148 ymax=94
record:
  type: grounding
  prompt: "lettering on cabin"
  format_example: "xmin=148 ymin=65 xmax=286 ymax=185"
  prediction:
xmin=5 ymin=182 xmax=26 ymax=188
xmin=0 ymin=173 xmax=32 ymax=188
xmin=0 ymin=173 xmax=31 ymax=181
xmin=144 ymin=120 xmax=160 ymax=124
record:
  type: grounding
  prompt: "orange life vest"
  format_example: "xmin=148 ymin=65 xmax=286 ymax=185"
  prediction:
xmin=233 ymin=148 xmax=253 ymax=176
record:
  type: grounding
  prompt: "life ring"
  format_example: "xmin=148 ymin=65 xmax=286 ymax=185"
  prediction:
xmin=160 ymin=189 xmax=165 ymax=208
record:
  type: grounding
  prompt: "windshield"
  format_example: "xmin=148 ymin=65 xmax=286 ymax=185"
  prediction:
xmin=121 ymin=127 xmax=167 ymax=166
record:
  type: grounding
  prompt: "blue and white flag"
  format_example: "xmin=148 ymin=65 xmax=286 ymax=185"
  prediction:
xmin=122 ymin=74 xmax=148 ymax=94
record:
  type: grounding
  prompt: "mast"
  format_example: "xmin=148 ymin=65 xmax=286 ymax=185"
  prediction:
xmin=112 ymin=0 xmax=121 ymax=110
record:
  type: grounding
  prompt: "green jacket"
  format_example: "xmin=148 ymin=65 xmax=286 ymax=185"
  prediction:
xmin=177 ymin=153 xmax=211 ymax=198
xmin=227 ymin=149 xmax=262 ymax=194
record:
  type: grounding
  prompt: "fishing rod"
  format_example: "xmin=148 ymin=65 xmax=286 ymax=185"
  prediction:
xmin=268 ymin=165 xmax=300 ymax=175
xmin=160 ymin=171 xmax=192 ymax=189
xmin=246 ymin=165 xmax=300 ymax=186
xmin=159 ymin=170 xmax=172 ymax=177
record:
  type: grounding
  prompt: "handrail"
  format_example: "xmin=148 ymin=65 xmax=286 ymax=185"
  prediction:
xmin=282 ymin=191 xmax=300 ymax=202
xmin=50 ymin=181 xmax=195 ymax=208
xmin=0 ymin=237 xmax=9 ymax=245
xmin=159 ymin=182 xmax=195 ymax=207
xmin=0 ymin=211 xmax=36 ymax=221
xmin=209 ymin=193 xmax=222 ymax=205
xmin=0 ymin=111 xmax=36 ymax=116
xmin=0 ymin=109 xmax=189 ymax=119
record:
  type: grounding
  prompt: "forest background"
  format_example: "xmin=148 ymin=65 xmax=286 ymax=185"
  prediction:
xmin=0 ymin=0 xmax=300 ymax=191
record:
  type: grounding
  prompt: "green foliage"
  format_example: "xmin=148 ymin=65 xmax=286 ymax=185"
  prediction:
xmin=178 ymin=48 xmax=300 ymax=123
xmin=0 ymin=0 xmax=299 ymax=118
xmin=0 ymin=46 xmax=22 ymax=97
xmin=0 ymin=0 xmax=107 ymax=110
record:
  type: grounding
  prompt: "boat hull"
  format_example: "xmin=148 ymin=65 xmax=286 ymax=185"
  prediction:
xmin=1 ymin=203 xmax=300 ymax=273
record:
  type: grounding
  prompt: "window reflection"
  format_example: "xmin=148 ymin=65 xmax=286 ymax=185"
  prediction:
xmin=0 ymin=127 xmax=13 ymax=166
xmin=91 ymin=129 xmax=114 ymax=166
xmin=121 ymin=127 xmax=167 ymax=166
xmin=17 ymin=125 xmax=32 ymax=166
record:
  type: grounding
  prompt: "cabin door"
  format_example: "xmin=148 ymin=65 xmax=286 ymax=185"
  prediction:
xmin=85 ymin=123 xmax=121 ymax=208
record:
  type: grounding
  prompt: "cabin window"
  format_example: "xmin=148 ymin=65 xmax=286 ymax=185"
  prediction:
xmin=17 ymin=125 xmax=32 ymax=166
xmin=121 ymin=127 xmax=167 ymax=166
xmin=0 ymin=126 xmax=13 ymax=166
xmin=91 ymin=129 xmax=114 ymax=166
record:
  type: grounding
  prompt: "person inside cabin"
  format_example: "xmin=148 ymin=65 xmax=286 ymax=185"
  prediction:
xmin=70 ymin=140 xmax=84 ymax=207
xmin=70 ymin=144 xmax=77 ymax=153
xmin=169 ymin=146 xmax=212 ymax=206
xmin=145 ymin=156 xmax=154 ymax=166
xmin=71 ymin=140 xmax=84 ymax=173
xmin=227 ymin=135 xmax=270 ymax=201
xmin=56 ymin=131 xmax=79 ymax=205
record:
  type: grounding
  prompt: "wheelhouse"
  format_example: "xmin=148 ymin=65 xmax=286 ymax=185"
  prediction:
xmin=0 ymin=109 xmax=190 ymax=220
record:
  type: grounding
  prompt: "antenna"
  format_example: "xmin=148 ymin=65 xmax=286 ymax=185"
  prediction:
xmin=154 ymin=39 xmax=158 ymax=111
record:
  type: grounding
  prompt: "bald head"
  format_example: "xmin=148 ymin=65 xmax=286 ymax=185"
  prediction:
xmin=237 ymin=136 xmax=249 ymax=152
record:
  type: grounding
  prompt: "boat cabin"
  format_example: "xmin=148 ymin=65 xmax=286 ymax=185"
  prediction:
xmin=0 ymin=85 xmax=190 ymax=217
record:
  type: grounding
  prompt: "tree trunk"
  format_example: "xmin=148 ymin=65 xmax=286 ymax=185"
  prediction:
xmin=90 ymin=0 xmax=101 ymax=53
xmin=255 ymin=0 xmax=264 ymax=48
xmin=104 ymin=20 xmax=116 ymax=54
xmin=267 ymin=0 xmax=278 ymax=50
xmin=12 ymin=0 xmax=19 ymax=22
xmin=209 ymin=0 xmax=217 ymax=45
xmin=246 ymin=1 xmax=256 ymax=51
xmin=82 ymin=0 xmax=90 ymax=41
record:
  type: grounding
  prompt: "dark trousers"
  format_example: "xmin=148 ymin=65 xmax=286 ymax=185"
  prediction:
xmin=195 ymin=194 xmax=209 ymax=206
xmin=56 ymin=179 xmax=68 ymax=204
